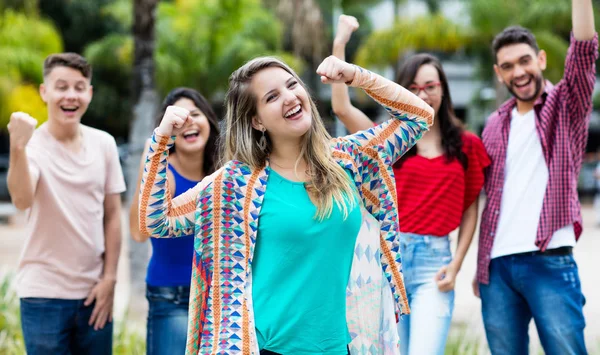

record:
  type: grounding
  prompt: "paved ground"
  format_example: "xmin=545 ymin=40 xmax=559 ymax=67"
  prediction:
xmin=450 ymin=200 xmax=600 ymax=354
xmin=1 ymin=200 xmax=599 ymax=353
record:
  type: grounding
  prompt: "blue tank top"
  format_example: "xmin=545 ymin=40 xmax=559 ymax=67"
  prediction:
xmin=146 ymin=164 xmax=199 ymax=286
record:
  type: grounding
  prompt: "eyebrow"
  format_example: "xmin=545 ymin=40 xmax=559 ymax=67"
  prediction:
xmin=500 ymin=55 xmax=532 ymax=67
xmin=55 ymin=80 xmax=87 ymax=86
xmin=411 ymin=80 xmax=437 ymax=85
xmin=262 ymin=77 xmax=295 ymax=102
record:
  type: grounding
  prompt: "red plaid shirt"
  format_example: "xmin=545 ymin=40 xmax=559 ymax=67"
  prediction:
xmin=478 ymin=33 xmax=599 ymax=284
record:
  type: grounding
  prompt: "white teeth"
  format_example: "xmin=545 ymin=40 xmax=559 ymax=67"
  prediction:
xmin=284 ymin=105 xmax=301 ymax=118
xmin=182 ymin=130 xmax=199 ymax=138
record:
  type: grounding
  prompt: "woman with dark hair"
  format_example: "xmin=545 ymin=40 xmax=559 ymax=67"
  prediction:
xmin=331 ymin=15 xmax=490 ymax=355
xmin=129 ymin=87 xmax=220 ymax=354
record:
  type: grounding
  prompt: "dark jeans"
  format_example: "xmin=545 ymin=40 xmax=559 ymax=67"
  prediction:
xmin=146 ymin=285 xmax=190 ymax=355
xmin=20 ymin=297 xmax=112 ymax=355
xmin=479 ymin=253 xmax=587 ymax=355
xmin=260 ymin=346 xmax=351 ymax=355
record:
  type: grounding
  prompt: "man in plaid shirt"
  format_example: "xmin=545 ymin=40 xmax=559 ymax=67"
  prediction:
xmin=474 ymin=0 xmax=598 ymax=353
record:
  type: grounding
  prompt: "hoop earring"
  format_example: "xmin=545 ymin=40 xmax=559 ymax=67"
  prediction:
xmin=257 ymin=128 xmax=267 ymax=151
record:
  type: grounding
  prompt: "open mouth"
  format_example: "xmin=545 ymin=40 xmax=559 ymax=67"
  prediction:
xmin=284 ymin=104 xmax=302 ymax=120
xmin=513 ymin=76 xmax=532 ymax=90
xmin=60 ymin=106 xmax=79 ymax=114
xmin=182 ymin=129 xmax=200 ymax=142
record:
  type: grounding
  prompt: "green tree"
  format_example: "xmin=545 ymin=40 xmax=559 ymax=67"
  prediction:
xmin=125 ymin=0 xmax=159 ymax=312
xmin=155 ymin=0 xmax=303 ymax=98
xmin=466 ymin=0 xmax=575 ymax=85
xmin=0 ymin=9 xmax=63 ymax=129
xmin=87 ymin=0 xmax=303 ymax=101
xmin=355 ymin=13 xmax=469 ymax=71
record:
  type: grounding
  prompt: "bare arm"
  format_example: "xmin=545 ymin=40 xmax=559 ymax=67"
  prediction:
xmin=8 ymin=148 xmax=38 ymax=210
xmin=7 ymin=112 xmax=38 ymax=210
xmin=331 ymin=15 xmax=373 ymax=133
xmin=84 ymin=193 xmax=122 ymax=330
xmin=436 ymin=199 xmax=479 ymax=292
xmin=454 ymin=199 xmax=478 ymax=271
xmin=102 ymin=193 xmax=122 ymax=283
xmin=573 ymin=0 xmax=595 ymax=41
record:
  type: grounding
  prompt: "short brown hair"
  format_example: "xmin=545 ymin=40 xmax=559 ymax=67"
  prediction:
xmin=43 ymin=53 xmax=92 ymax=80
xmin=492 ymin=26 xmax=540 ymax=63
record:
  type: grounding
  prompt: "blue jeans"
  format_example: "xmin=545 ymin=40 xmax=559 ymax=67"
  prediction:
xmin=20 ymin=298 xmax=112 ymax=355
xmin=146 ymin=285 xmax=190 ymax=355
xmin=480 ymin=253 xmax=587 ymax=355
xmin=397 ymin=233 xmax=454 ymax=355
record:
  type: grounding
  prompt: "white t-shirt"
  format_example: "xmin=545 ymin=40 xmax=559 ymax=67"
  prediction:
xmin=16 ymin=123 xmax=126 ymax=299
xmin=491 ymin=108 xmax=575 ymax=259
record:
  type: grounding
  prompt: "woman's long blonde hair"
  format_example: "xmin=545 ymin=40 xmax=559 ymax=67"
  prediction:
xmin=223 ymin=56 xmax=357 ymax=220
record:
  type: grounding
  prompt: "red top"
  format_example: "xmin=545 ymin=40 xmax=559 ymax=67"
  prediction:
xmin=394 ymin=131 xmax=490 ymax=237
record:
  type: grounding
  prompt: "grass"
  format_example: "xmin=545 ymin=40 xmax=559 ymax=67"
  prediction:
xmin=445 ymin=324 xmax=487 ymax=355
xmin=0 ymin=273 xmax=145 ymax=355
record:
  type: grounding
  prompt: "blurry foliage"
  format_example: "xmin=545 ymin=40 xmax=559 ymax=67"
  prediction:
xmin=0 ymin=274 xmax=24 ymax=355
xmin=465 ymin=0 xmax=579 ymax=84
xmin=356 ymin=0 xmax=600 ymax=86
xmin=39 ymin=0 xmax=126 ymax=54
xmin=0 ymin=0 xmax=303 ymax=139
xmin=355 ymin=13 xmax=468 ymax=71
xmin=3 ymin=85 xmax=47 ymax=128
xmin=0 ymin=9 xmax=62 ymax=129
xmin=154 ymin=0 xmax=304 ymax=98
xmin=82 ymin=0 xmax=303 ymax=139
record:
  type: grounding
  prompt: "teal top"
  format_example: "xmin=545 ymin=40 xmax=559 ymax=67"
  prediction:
xmin=252 ymin=167 xmax=361 ymax=354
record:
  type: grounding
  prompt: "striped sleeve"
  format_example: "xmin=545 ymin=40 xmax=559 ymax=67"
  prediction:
xmin=564 ymin=32 xmax=598 ymax=122
xmin=340 ymin=66 xmax=434 ymax=164
xmin=138 ymin=129 xmax=209 ymax=238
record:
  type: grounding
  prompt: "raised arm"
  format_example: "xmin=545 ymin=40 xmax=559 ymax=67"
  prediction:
xmin=130 ymin=139 xmax=170 ymax=242
xmin=564 ymin=0 xmax=598 ymax=141
xmin=573 ymin=0 xmax=595 ymax=41
xmin=318 ymin=56 xmax=433 ymax=164
xmin=7 ymin=112 xmax=39 ymax=210
xmin=331 ymin=15 xmax=373 ymax=133
xmin=139 ymin=106 xmax=204 ymax=238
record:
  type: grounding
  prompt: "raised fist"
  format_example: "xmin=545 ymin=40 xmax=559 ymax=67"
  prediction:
xmin=334 ymin=15 xmax=359 ymax=46
xmin=156 ymin=106 xmax=192 ymax=137
xmin=8 ymin=112 xmax=37 ymax=150
xmin=316 ymin=55 xmax=357 ymax=85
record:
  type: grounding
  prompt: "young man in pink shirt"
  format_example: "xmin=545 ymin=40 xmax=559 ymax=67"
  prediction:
xmin=475 ymin=0 xmax=597 ymax=353
xmin=7 ymin=53 xmax=125 ymax=355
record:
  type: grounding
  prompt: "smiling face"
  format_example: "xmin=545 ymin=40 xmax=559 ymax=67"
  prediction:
xmin=409 ymin=64 xmax=443 ymax=115
xmin=249 ymin=67 xmax=312 ymax=144
xmin=40 ymin=66 xmax=93 ymax=126
xmin=494 ymin=43 xmax=546 ymax=103
xmin=172 ymin=97 xmax=211 ymax=155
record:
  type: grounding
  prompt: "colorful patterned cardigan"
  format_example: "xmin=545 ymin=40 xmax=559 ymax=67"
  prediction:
xmin=139 ymin=67 xmax=434 ymax=355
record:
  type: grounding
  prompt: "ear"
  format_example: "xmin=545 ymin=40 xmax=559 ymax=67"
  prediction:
xmin=88 ymin=85 xmax=93 ymax=99
xmin=537 ymin=49 xmax=547 ymax=71
xmin=251 ymin=116 xmax=264 ymax=131
xmin=39 ymin=83 xmax=48 ymax=103
xmin=493 ymin=64 xmax=504 ymax=83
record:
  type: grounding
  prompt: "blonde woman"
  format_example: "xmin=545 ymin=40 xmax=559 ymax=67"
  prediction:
xmin=139 ymin=56 xmax=433 ymax=354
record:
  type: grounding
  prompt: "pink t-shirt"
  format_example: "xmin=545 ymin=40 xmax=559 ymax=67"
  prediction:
xmin=16 ymin=123 xmax=126 ymax=299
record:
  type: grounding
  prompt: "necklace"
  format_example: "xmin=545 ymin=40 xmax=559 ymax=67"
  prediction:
xmin=268 ymin=158 xmax=311 ymax=176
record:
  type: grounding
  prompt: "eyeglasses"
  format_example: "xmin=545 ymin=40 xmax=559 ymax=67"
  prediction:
xmin=408 ymin=82 xmax=441 ymax=96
